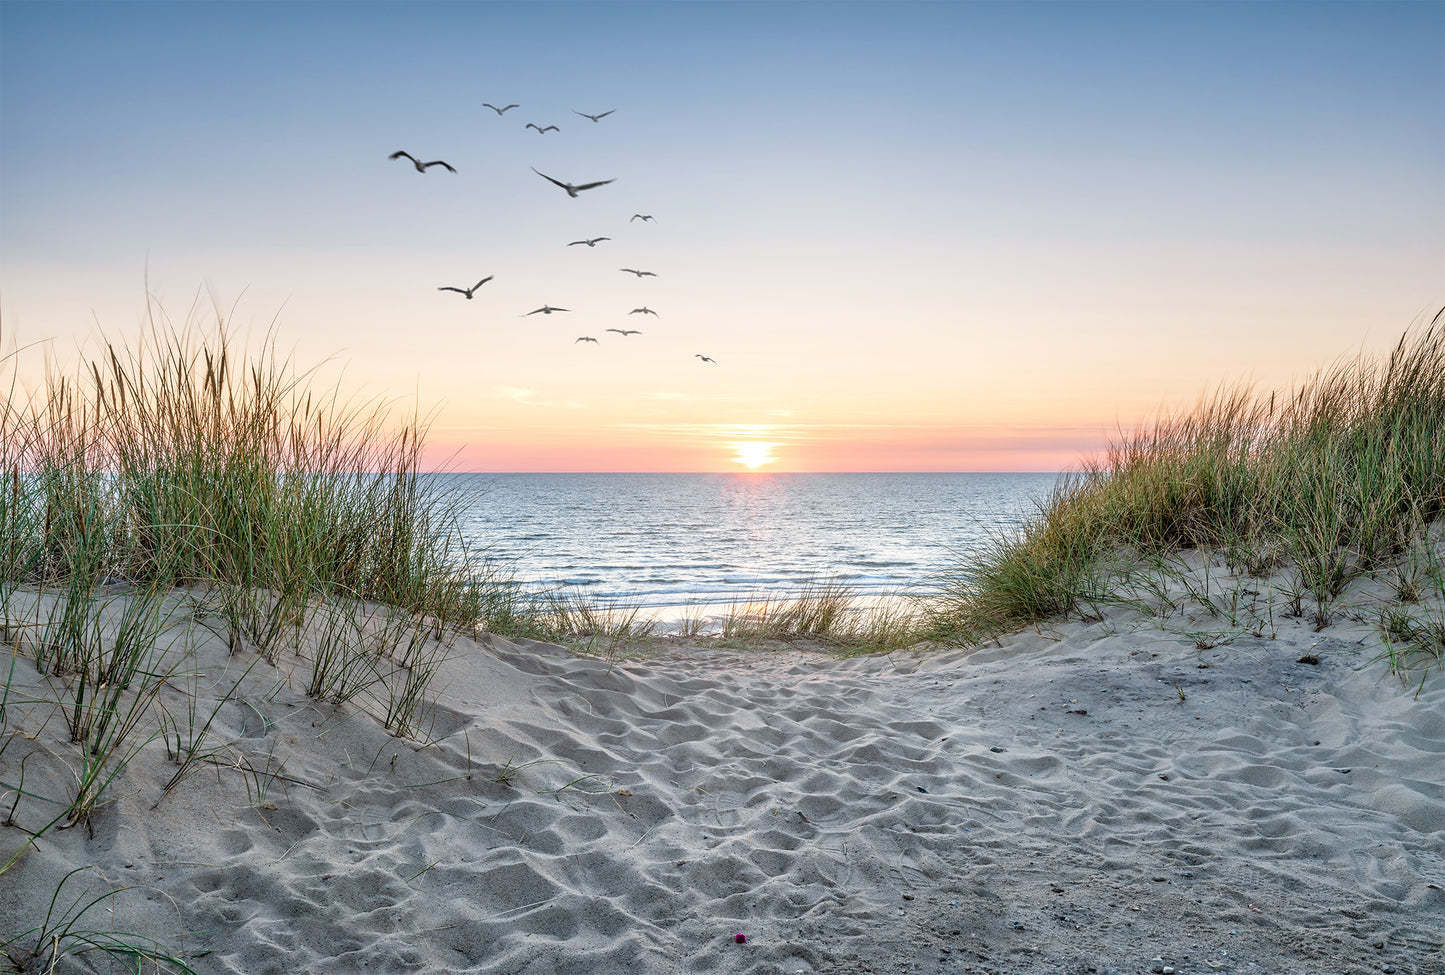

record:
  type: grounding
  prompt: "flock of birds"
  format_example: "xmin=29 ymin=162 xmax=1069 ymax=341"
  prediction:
xmin=390 ymin=105 xmax=717 ymax=364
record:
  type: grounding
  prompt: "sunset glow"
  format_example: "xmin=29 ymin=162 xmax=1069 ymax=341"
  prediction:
xmin=732 ymin=442 xmax=778 ymax=469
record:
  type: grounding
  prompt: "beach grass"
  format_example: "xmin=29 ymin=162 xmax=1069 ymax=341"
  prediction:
xmin=499 ymin=579 xmax=923 ymax=658
xmin=0 ymin=311 xmax=517 ymax=961
xmin=925 ymin=312 xmax=1445 ymax=645
xmin=514 ymin=589 xmax=660 ymax=663
xmin=710 ymin=578 xmax=922 ymax=654
xmin=1 ymin=865 xmax=199 ymax=974
xmin=1372 ymin=524 xmax=1445 ymax=692
xmin=1 ymin=318 xmax=512 ymax=637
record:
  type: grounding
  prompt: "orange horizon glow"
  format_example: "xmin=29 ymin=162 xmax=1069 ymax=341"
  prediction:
xmin=419 ymin=420 xmax=1115 ymax=473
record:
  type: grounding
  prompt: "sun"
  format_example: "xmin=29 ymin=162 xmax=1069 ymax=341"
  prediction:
xmin=731 ymin=441 xmax=778 ymax=469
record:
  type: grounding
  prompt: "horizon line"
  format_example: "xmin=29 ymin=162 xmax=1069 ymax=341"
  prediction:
xmin=426 ymin=469 xmax=1069 ymax=476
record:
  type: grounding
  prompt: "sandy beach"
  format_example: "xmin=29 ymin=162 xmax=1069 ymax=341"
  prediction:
xmin=3 ymin=0 xmax=1439 ymax=968
xmin=2 ymin=546 xmax=1442 ymax=975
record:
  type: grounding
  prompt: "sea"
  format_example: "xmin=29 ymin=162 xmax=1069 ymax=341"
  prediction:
xmin=440 ymin=473 xmax=1060 ymax=612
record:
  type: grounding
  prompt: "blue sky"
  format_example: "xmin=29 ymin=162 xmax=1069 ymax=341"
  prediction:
xmin=2 ymin=0 xmax=1441 ymax=470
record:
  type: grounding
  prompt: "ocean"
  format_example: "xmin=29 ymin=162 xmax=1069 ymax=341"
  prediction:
xmin=441 ymin=472 xmax=1059 ymax=610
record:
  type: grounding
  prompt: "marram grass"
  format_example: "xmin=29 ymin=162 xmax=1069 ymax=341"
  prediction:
xmin=0 ymin=317 xmax=513 ymax=637
xmin=0 ymin=310 xmax=519 ymax=969
xmin=926 ymin=312 xmax=1445 ymax=642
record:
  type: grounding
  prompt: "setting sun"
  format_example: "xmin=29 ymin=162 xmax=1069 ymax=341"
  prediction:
xmin=731 ymin=441 xmax=778 ymax=469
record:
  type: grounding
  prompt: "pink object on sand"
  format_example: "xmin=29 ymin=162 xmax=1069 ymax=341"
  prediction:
xmin=734 ymin=933 xmax=747 ymax=944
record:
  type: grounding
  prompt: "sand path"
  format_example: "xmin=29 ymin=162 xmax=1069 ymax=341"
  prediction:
xmin=2 ymin=592 xmax=1442 ymax=974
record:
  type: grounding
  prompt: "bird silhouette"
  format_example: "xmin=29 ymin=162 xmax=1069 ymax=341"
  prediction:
xmin=695 ymin=355 xmax=716 ymax=364
xmin=619 ymin=268 xmax=657 ymax=277
xmin=525 ymin=123 xmax=560 ymax=134
xmin=630 ymin=307 xmax=658 ymax=316
xmin=484 ymin=103 xmax=519 ymax=115
xmin=523 ymin=305 xmax=569 ymax=316
xmin=575 ymin=336 xmax=599 ymax=344
xmin=532 ymin=167 xmax=615 ymax=197
xmin=389 ymin=151 xmax=455 ymax=173
xmin=438 ymin=276 xmax=493 ymax=299
xmin=630 ymin=214 xmax=655 ymax=222
xmin=606 ymin=329 xmax=642 ymax=337
xmin=574 ymin=110 xmax=615 ymax=123
xmin=567 ymin=237 xmax=611 ymax=247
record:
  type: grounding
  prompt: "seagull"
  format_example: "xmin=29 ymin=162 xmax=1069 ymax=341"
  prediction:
xmin=574 ymin=110 xmax=615 ymax=123
xmin=567 ymin=237 xmax=611 ymax=247
xmin=619 ymin=268 xmax=657 ymax=277
xmin=532 ymin=167 xmax=616 ymax=197
xmin=483 ymin=103 xmax=520 ymax=115
xmin=606 ymin=329 xmax=642 ymax=337
xmin=575 ymin=336 xmax=599 ymax=344
xmin=389 ymin=151 xmax=455 ymax=173
xmin=630 ymin=214 xmax=655 ymax=222
xmin=630 ymin=307 xmax=658 ymax=316
xmin=438 ymin=276 xmax=493 ymax=299
xmin=695 ymin=355 xmax=716 ymax=363
xmin=525 ymin=123 xmax=560 ymax=134
xmin=523 ymin=305 xmax=569 ymax=316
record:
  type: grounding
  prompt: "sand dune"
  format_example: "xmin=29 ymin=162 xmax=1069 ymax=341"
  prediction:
xmin=2 ymin=562 xmax=1442 ymax=974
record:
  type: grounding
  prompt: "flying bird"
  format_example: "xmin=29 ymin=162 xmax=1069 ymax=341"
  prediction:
xmin=630 ymin=307 xmax=658 ymax=316
xmin=619 ymin=268 xmax=657 ymax=277
xmin=483 ymin=103 xmax=519 ymax=115
xmin=567 ymin=237 xmax=611 ymax=247
xmin=438 ymin=276 xmax=493 ymax=299
xmin=695 ymin=355 xmax=716 ymax=363
xmin=575 ymin=336 xmax=599 ymax=344
xmin=389 ymin=151 xmax=455 ymax=173
xmin=531 ymin=167 xmax=616 ymax=197
xmin=606 ymin=329 xmax=642 ymax=337
xmin=574 ymin=110 xmax=615 ymax=123
xmin=630 ymin=214 xmax=655 ymax=222
xmin=525 ymin=123 xmax=560 ymax=134
xmin=523 ymin=305 xmax=569 ymax=316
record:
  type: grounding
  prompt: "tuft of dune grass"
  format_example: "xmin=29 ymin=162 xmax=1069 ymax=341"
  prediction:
xmin=1 ymin=310 xmax=513 ymax=640
xmin=927 ymin=311 xmax=1445 ymax=642
xmin=0 ymin=305 xmax=529 ymax=968
xmin=712 ymin=578 xmax=922 ymax=654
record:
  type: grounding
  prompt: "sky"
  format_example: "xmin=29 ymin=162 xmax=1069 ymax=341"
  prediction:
xmin=1 ymin=0 xmax=1441 ymax=473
